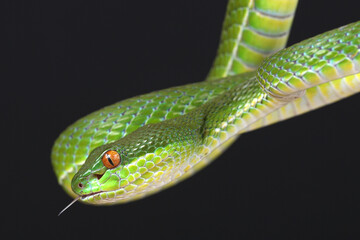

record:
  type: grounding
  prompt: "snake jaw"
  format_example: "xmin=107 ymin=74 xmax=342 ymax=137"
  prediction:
xmin=80 ymin=191 xmax=104 ymax=200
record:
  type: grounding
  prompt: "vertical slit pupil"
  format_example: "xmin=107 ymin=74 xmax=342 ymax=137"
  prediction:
xmin=106 ymin=154 xmax=115 ymax=166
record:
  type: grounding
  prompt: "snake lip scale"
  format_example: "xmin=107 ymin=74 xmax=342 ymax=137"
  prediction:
xmin=81 ymin=191 xmax=104 ymax=200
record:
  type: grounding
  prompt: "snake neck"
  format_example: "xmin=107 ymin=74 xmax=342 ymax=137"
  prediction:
xmin=160 ymin=72 xmax=287 ymax=158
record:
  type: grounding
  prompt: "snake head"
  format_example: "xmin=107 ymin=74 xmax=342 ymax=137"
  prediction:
xmin=71 ymin=121 xmax=199 ymax=205
xmin=71 ymin=143 xmax=123 ymax=203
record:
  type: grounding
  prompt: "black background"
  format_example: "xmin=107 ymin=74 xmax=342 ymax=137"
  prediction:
xmin=6 ymin=0 xmax=360 ymax=239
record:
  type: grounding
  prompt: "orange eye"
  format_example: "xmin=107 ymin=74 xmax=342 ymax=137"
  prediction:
xmin=102 ymin=150 xmax=121 ymax=169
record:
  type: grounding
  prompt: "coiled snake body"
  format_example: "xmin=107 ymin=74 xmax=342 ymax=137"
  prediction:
xmin=51 ymin=0 xmax=360 ymax=207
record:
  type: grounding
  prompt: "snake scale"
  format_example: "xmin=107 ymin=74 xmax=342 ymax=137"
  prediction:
xmin=51 ymin=0 xmax=360 ymax=209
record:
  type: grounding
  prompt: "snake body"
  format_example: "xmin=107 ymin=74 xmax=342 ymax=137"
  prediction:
xmin=51 ymin=0 xmax=360 ymax=205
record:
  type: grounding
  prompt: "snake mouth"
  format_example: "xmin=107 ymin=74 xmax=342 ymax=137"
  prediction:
xmin=80 ymin=191 xmax=104 ymax=200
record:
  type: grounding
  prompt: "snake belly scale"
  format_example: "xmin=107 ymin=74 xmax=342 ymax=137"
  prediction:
xmin=51 ymin=0 xmax=360 ymax=205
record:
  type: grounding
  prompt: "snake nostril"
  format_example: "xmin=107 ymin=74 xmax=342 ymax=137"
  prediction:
xmin=78 ymin=183 xmax=83 ymax=188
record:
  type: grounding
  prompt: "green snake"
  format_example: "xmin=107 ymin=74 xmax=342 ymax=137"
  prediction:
xmin=51 ymin=0 xmax=360 ymax=210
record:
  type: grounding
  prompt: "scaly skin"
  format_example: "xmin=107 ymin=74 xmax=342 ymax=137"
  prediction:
xmin=51 ymin=0 xmax=360 ymax=205
xmin=207 ymin=0 xmax=298 ymax=79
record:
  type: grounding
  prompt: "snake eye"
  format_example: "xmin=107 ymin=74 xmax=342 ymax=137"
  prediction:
xmin=102 ymin=150 xmax=121 ymax=169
